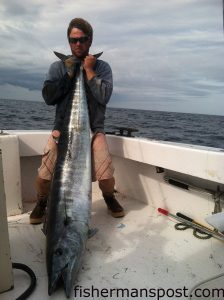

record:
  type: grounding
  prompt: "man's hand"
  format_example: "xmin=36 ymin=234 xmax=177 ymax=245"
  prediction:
xmin=65 ymin=56 xmax=77 ymax=78
xmin=83 ymin=55 xmax=96 ymax=81
xmin=52 ymin=130 xmax=60 ymax=138
xmin=83 ymin=54 xmax=96 ymax=71
xmin=52 ymin=130 xmax=61 ymax=144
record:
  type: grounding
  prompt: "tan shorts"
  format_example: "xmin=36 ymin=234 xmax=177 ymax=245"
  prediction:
xmin=38 ymin=132 xmax=114 ymax=182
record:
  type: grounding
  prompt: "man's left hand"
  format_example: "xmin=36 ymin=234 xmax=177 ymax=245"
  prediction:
xmin=83 ymin=54 xmax=96 ymax=72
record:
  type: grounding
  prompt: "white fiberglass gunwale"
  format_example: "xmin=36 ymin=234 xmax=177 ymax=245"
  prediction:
xmin=0 ymin=130 xmax=223 ymax=300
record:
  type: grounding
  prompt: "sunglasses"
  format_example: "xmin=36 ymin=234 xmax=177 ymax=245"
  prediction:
xmin=69 ymin=36 xmax=89 ymax=44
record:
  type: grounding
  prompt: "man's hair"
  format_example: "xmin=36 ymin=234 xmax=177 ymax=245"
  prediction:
xmin=67 ymin=18 xmax=93 ymax=42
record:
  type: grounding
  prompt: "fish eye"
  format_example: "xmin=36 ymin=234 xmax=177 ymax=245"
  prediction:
xmin=55 ymin=248 xmax=63 ymax=256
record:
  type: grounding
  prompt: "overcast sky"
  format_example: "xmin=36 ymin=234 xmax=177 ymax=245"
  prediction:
xmin=0 ymin=0 xmax=224 ymax=115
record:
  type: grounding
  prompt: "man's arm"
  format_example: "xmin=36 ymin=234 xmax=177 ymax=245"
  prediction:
xmin=84 ymin=56 xmax=113 ymax=106
xmin=42 ymin=61 xmax=72 ymax=105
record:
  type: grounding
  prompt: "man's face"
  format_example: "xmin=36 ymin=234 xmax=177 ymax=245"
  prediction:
xmin=69 ymin=28 xmax=91 ymax=59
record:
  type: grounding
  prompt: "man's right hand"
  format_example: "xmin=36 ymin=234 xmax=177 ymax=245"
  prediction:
xmin=65 ymin=56 xmax=77 ymax=78
xmin=52 ymin=130 xmax=61 ymax=138
xmin=52 ymin=130 xmax=61 ymax=144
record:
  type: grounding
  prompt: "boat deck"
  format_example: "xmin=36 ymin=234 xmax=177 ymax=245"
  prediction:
xmin=2 ymin=185 xmax=224 ymax=300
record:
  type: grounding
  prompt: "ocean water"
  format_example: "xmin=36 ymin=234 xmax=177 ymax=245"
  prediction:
xmin=0 ymin=99 xmax=224 ymax=149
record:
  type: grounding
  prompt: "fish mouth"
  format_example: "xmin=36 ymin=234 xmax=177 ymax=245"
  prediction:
xmin=48 ymin=262 xmax=74 ymax=298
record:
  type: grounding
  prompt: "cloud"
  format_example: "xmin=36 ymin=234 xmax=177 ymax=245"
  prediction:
xmin=0 ymin=83 xmax=41 ymax=101
xmin=0 ymin=68 xmax=44 ymax=90
xmin=0 ymin=0 xmax=223 ymax=114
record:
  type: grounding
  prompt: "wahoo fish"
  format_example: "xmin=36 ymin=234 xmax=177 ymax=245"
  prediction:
xmin=46 ymin=51 xmax=102 ymax=298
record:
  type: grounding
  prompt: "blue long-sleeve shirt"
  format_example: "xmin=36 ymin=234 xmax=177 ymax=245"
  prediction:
xmin=42 ymin=58 xmax=113 ymax=133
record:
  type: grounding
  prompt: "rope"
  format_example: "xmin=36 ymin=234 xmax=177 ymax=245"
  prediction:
xmin=174 ymin=223 xmax=212 ymax=240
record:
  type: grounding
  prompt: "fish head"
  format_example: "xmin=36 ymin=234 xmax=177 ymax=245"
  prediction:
xmin=48 ymin=231 xmax=86 ymax=298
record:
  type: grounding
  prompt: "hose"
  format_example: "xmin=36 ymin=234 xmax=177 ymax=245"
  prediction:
xmin=12 ymin=263 xmax=36 ymax=300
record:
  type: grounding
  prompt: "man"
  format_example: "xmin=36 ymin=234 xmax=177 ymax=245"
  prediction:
xmin=30 ymin=18 xmax=124 ymax=224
